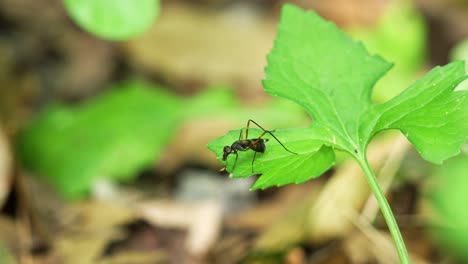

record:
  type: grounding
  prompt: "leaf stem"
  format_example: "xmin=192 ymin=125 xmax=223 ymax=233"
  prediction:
xmin=357 ymin=153 xmax=410 ymax=264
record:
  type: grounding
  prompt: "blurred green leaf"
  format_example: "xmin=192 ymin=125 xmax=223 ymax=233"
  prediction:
xmin=188 ymin=87 xmax=309 ymax=127
xmin=183 ymin=87 xmax=239 ymax=118
xmin=427 ymin=152 xmax=468 ymax=261
xmin=451 ymin=38 xmax=468 ymax=63
xmin=0 ymin=246 xmax=15 ymax=264
xmin=17 ymin=82 xmax=181 ymax=199
xmin=427 ymin=39 xmax=468 ymax=262
xmin=451 ymin=37 xmax=468 ymax=91
xmin=350 ymin=0 xmax=427 ymax=102
xmin=63 ymin=0 xmax=159 ymax=40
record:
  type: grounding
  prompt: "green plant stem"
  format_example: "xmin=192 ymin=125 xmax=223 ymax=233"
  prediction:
xmin=357 ymin=154 xmax=410 ymax=264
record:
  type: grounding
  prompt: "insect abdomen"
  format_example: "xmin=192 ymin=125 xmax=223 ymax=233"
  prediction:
xmin=251 ymin=139 xmax=266 ymax=153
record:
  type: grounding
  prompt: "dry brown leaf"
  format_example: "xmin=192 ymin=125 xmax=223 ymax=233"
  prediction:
xmin=307 ymin=133 xmax=410 ymax=242
xmin=344 ymin=216 xmax=429 ymax=264
xmin=0 ymin=126 xmax=12 ymax=208
xmin=123 ymin=3 xmax=276 ymax=92
xmin=285 ymin=247 xmax=306 ymax=264
xmin=0 ymin=216 xmax=17 ymax=249
xmin=252 ymin=184 xmax=322 ymax=251
xmin=227 ymin=183 xmax=318 ymax=230
xmin=51 ymin=201 xmax=137 ymax=264
xmin=98 ymin=250 xmax=167 ymax=264
xmin=54 ymin=233 xmax=118 ymax=264
xmin=138 ymin=199 xmax=222 ymax=256
xmin=59 ymin=201 xmax=136 ymax=233
xmin=251 ymin=133 xmax=412 ymax=252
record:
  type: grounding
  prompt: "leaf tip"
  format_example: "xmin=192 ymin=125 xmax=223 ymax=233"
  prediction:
xmin=248 ymin=185 xmax=260 ymax=191
xmin=280 ymin=2 xmax=302 ymax=14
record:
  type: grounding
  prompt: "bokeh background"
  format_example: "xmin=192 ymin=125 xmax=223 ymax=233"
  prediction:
xmin=0 ymin=0 xmax=468 ymax=263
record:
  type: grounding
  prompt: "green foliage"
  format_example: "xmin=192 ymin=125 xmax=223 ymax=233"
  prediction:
xmin=427 ymin=42 xmax=468 ymax=257
xmin=63 ymin=0 xmax=159 ymax=40
xmin=451 ymin=38 xmax=468 ymax=64
xmin=350 ymin=0 xmax=427 ymax=101
xmin=451 ymin=37 xmax=468 ymax=91
xmin=17 ymin=82 xmax=308 ymax=199
xmin=208 ymin=4 xmax=468 ymax=189
xmin=209 ymin=127 xmax=335 ymax=189
xmin=372 ymin=63 xmax=468 ymax=163
xmin=427 ymin=152 xmax=468 ymax=261
xmin=208 ymin=5 xmax=467 ymax=262
xmin=17 ymin=82 xmax=181 ymax=199
xmin=0 ymin=246 xmax=15 ymax=264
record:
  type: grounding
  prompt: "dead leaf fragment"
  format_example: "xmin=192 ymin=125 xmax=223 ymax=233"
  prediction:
xmin=124 ymin=3 xmax=276 ymax=91
xmin=0 ymin=126 xmax=12 ymax=209
xmin=138 ymin=199 xmax=222 ymax=256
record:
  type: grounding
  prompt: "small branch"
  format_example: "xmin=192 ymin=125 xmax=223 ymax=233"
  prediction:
xmin=361 ymin=135 xmax=411 ymax=222
xmin=357 ymin=154 xmax=410 ymax=264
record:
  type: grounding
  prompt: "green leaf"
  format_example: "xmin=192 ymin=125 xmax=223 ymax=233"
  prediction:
xmin=264 ymin=4 xmax=392 ymax=152
xmin=208 ymin=4 xmax=468 ymax=189
xmin=63 ymin=0 xmax=159 ymax=40
xmin=207 ymin=127 xmax=335 ymax=189
xmin=427 ymin=152 xmax=468 ymax=261
xmin=372 ymin=62 xmax=468 ymax=163
xmin=17 ymin=81 xmax=181 ymax=199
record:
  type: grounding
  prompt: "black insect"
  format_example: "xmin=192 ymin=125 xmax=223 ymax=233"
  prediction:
xmin=222 ymin=119 xmax=297 ymax=172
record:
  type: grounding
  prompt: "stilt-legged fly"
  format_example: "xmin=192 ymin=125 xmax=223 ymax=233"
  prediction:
xmin=222 ymin=119 xmax=297 ymax=172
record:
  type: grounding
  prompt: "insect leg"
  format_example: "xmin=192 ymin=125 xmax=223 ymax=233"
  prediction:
xmin=231 ymin=151 xmax=239 ymax=171
xmin=265 ymin=130 xmax=297 ymax=154
xmin=251 ymin=151 xmax=257 ymax=172
xmin=243 ymin=131 xmax=268 ymax=151
xmin=247 ymin=119 xmax=270 ymax=133
xmin=248 ymin=119 xmax=297 ymax=154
